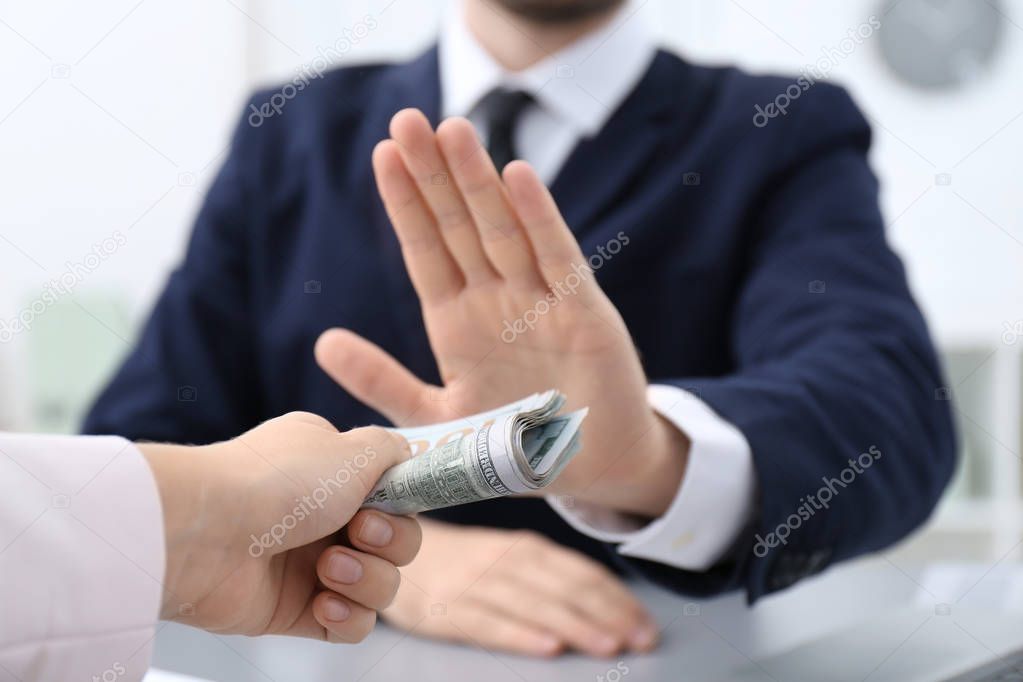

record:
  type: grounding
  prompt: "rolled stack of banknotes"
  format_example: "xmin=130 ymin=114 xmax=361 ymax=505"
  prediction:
xmin=362 ymin=391 xmax=587 ymax=515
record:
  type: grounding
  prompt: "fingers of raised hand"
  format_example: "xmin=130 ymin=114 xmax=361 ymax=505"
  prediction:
xmin=389 ymin=109 xmax=498 ymax=286
xmin=502 ymin=160 xmax=602 ymax=302
xmin=379 ymin=110 xmax=584 ymax=301
xmin=435 ymin=117 xmax=544 ymax=290
xmin=372 ymin=138 xmax=463 ymax=304
xmin=314 ymin=328 xmax=437 ymax=427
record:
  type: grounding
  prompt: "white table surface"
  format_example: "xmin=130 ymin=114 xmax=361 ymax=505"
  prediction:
xmin=151 ymin=556 xmax=1023 ymax=682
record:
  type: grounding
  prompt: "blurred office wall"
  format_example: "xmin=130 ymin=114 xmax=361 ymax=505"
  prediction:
xmin=0 ymin=0 xmax=251 ymax=429
xmin=1 ymin=2 xmax=1021 ymax=536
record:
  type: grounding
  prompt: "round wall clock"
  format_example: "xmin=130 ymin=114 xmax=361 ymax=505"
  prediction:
xmin=878 ymin=0 xmax=1005 ymax=90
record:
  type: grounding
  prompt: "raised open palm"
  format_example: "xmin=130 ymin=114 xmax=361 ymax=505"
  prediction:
xmin=316 ymin=109 xmax=685 ymax=516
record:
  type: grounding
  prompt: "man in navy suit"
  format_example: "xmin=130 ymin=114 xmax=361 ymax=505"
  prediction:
xmin=85 ymin=0 xmax=956 ymax=657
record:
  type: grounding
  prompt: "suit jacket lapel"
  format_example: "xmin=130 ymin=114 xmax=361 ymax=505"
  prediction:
xmin=360 ymin=47 xmax=445 ymax=383
xmin=549 ymin=50 xmax=701 ymax=239
xmin=362 ymin=45 xmax=441 ymax=253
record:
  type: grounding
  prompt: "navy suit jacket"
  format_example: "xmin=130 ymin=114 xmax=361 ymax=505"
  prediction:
xmin=84 ymin=47 xmax=956 ymax=602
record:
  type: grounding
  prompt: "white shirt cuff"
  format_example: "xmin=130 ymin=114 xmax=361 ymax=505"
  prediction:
xmin=0 ymin=433 xmax=165 ymax=681
xmin=547 ymin=384 xmax=755 ymax=571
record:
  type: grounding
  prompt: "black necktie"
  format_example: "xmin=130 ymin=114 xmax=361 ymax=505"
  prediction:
xmin=482 ymin=89 xmax=534 ymax=172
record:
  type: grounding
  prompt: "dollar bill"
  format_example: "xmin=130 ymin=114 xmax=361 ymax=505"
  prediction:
xmin=361 ymin=391 xmax=587 ymax=515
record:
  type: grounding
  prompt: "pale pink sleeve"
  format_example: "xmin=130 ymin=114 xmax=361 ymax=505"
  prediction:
xmin=0 ymin=433 xmax=165 ymax=682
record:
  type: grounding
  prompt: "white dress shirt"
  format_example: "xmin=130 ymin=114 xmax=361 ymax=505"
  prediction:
xmin=0 ymin=434 xmax=164 ymax=682
xmin=440 ymin=1 xmax=755 ymax=570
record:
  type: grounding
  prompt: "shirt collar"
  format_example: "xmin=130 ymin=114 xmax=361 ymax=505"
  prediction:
xmin=439 ymin=0 xmax=656 ymax=137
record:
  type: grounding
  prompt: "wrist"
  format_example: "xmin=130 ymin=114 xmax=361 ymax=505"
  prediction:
xmin=638 ymin=414 xmax=690 ymax=515
xmin=565 ymin=413 xmax=689 ymax=519
xmin=137 ymin=442 xmax=216 ymax=620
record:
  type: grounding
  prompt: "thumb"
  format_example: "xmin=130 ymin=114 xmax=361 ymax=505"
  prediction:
xmin=315 ymin=328 xmax=436 ymax=426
